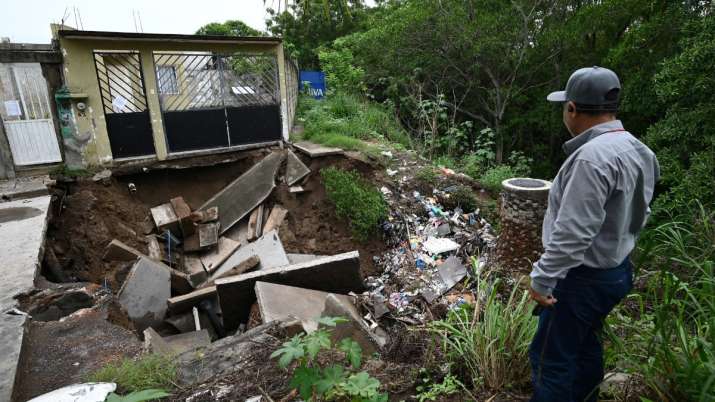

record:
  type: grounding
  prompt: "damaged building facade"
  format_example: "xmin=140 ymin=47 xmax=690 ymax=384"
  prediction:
xmin=0 ymin=25 xmax=299 ymax=177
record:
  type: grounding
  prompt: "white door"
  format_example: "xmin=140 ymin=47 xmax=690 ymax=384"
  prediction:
xmin=0 ymin=63 xmax=62 ymax=166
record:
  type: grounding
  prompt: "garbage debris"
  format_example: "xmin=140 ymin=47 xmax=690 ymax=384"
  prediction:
xmin=27 ymin=382 xmax=116 ymax=402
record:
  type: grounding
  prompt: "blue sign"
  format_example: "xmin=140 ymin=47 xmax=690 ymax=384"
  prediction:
xmin=299 ymin=71 xmax=326 ymax=99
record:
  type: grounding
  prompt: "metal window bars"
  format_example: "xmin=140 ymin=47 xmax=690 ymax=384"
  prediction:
xmin=153 ymin=52 xmax=279 ymax=112
xmin=93 ymin=51 xmax=149 ymax=114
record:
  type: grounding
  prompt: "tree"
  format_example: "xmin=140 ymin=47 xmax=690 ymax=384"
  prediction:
xmin=195 ymin=20 xmax=264 ymax=36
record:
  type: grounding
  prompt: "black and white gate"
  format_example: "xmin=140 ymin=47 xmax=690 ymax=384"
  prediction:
xmin=93 ymin=51 xmax=156 ymax=158
xmin=153 ymin=52 xmax=281 ymax=153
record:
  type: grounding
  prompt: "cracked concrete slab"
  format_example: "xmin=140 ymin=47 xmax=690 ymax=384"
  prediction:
xmin=117 ymin=257 xmax=171 ymax=331
xmin=215 ymin=251 xmax=363 ymax=330
xmin=293 ymin=141 xmax=343 ymax=158
xmin=285 ymin=150 xmax=310 ymax=185
xmin=207 ymin=230 xmax=289 ymax=283
xmin=198 ymin=151 xmax=284 ymax=235
xmin=0 ymin=195 xmax=51 ymax=402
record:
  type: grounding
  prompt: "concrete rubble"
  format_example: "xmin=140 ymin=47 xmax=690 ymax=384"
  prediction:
xmin=293 ymin=141 xmax=343 ymax=157
xmin=285 ymin=149 xmax=311 ymax=185
xmin=117 ymin=257 xmax=171 ymax=330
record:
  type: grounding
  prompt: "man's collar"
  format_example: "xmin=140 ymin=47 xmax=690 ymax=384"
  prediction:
xmin=563 ymin=120 xmax=624 ymax=155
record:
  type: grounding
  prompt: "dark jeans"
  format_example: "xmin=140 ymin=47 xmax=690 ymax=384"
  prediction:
xmin=529 ymin=259 xmax=633 ymax=402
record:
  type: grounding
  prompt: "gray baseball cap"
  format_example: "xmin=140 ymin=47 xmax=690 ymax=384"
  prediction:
xmin=547 ymin=66 xmax=621 ymax=108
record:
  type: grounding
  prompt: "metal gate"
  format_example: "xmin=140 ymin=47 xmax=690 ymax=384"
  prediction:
xmin=93 ymin=51 xmax=155 ymax=159
xmin=153 ymin=52 xmax=282 ymax=153
xmin=0 ymin=63 xmax=62 ymax=166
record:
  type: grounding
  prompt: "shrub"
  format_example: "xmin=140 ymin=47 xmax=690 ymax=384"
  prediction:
xmin=415 ymin=165 xmax=439 ymax=186
xmin=271 ymin=316 xmax=387 ymax=402
xmin=321 ymin=167 xmax=388 ymax=242
xmin=479 ymin=165 xmax=516 ymax=192
xmin=88 ymin=354 xmax=177 ymax=394
xmin=428 ymin=263 xmax=537 ymax=391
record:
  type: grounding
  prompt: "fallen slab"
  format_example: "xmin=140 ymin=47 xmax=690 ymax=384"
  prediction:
xmin=102 ymin=239 xmax=142 ymax=262
xmin=208 ymin=230 xmax=289 ymax=283
xmin=255 ymin=282 xmax=354 ymax=332
xmin=293 ymin=141 xmax=343 ymax=158
xmin=216 ymin=251 xmax=364 ymax=330
xmin=205 ymin=255 xmax=260 ymax=286
xmin=171 ymin=196 xmax=195 ymax=236
xmin=117 ymin=257 xmax=171 ymax=330
xmin=200 ymin=237 xmax=241 ymax=274
xmin=0 ymin=195 xmax=51 ymax=402
xmin=27 ymin=383 xmax=116 ymax=402
xmin=144 ymin=327 xmax=211 ymax=356
xmin=286 ymin=253 xmax=323 ymax=264
xmin=322 ymin=294 xmax=378 ymax=354
xmin=285 ymin=150 xmax=311 ymax=185
xmin=167 ymin=286 xmax=217 ymax=314
xmin=151 ymin=203 xmax=180 ymax=234
xmin=198 ymin=151 xmax=284 ymax=235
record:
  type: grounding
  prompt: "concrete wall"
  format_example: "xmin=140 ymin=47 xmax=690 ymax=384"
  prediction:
xmin=57 ymin=36 xmax=284 ymax=167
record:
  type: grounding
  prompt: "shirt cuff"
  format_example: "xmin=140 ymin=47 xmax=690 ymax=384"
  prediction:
xmin=530 ymin=277 xmax=556 ymax=297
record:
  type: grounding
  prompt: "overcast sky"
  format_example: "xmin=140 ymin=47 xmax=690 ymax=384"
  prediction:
xmin=1 ymin=0 xmax=276 ymax=43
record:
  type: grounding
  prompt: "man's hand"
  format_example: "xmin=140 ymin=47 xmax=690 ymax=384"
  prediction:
xmin=529 ymin=287 xmax=558 ymax=307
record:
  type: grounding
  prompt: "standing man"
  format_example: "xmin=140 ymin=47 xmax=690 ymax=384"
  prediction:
xmin=528 ymin=66 xmax=659 ymax=402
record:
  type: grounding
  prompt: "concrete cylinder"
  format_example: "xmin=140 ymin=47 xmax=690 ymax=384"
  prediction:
xmin=495 ymin=178 xmax=552 ymax=272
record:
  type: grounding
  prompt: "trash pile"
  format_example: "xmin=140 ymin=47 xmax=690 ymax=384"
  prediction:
xmin=362 ymin=156 xmax=498 ymax=326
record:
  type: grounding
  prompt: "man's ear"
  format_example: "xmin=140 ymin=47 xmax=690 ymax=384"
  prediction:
xmin=566 ymin=101 xmax=575 ymax=113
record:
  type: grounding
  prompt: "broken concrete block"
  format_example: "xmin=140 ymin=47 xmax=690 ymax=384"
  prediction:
xmin=144 ymin=327 xmax=210 ymax=356
xmin=170 ymin=268 xmax=194 ymax=295
xmin=198 ymin=223 xmax=219 ymax=249
xmin=146 ymin=235 xmax=163 ymax=261
xmin=198 ymin=151 xmax=284 ymax=235
xmin=255 ymin=282 xmax=354 ymax=333
xmin=263 ymin=205 xmax=288 ymax=234
xmin=289 ymin=185 xmax=305 ymax=193
xmin=171 ymin=196 xmax=195 ymax=236
xmin=183 ymin=256 xmax=208 ymax=286
xmin=165 ymin=310 xmax=215 ymax=339
xmin=285 ymin=150 xmax=311 ymax=185
xmin=103 ymin=239 xmax=142 ymax=262
xmin=27 ymin=383 xmax=117 ymax=402
xmin=167 ymin=286 xmax=217 ymax=314
xmin=215 ymin=251 xmax=364 ymax=330
xmin=190 ymin=206 xmax=218 ymax=224
xmin=200 ymin=237 xmax=241 ymax=274
xmin=151 ymin=203 xmax=180 ymax=234
xmin=117 ymin=257 xmax=171 ymax=330
xmin=294 ymin=141 xmax=343 ymax=158
xmin=208 ymin=230 xmax=289 ymax=283
xmin=322 ymin=294 xmax=376 ymax=354
xmin=206 ymin=255 xmax=259 ymax=286
xmin=421 ymin=256 xmax=468 ymax=303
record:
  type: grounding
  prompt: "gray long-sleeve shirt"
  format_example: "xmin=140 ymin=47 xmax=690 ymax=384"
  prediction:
xmin=530 ymin=120 xmax=660 ymax=296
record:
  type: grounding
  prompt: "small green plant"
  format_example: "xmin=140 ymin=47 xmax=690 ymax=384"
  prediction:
xmin=88 ymin=354 xmax=177 ymax=394
xmin=415 ymin=371 xmax=462 ymax=401
xmin=271 ymin=316 xmax=388 ymax=402
xmin=479 ymin=165 xmax=516 ymax=192
xmin=321 ymin=167 xmax=388 ymax=242
xmin=415 ymin=165 xmax=439 ymax=185
xmin=50 ymin=164 xmax=93 ymax=178
xmin=106 ymin=389 xmax=170 ymax=402
xmin=428 ymin=262 xmax=537 ymax=391
xmin=445 ymin=185 xmax=478 ymax=212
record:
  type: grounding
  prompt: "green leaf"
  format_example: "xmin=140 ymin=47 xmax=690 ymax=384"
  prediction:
xmin=343 ymin=371 xmax=381 ymax=398
xmin=270 ymin=335 xmax=305 ymax=368
xmin=317 ymin=315 xmax=348 ymax=327
xmin=105 ymin=389 xmax=170 ymax=402
xmin=338 ymin=338 xmax=363 ymax=368
xmin=314 ymin=365 xmax=346 ymax=396
xmin=305 ymin=329 xmax=332 ymax=360
xmin=290 ymin=365 xmax=321 ymax=400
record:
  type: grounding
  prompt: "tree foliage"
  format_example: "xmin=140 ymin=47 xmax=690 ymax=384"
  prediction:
xmin=195 ymin=19 xmax=264 ymax=36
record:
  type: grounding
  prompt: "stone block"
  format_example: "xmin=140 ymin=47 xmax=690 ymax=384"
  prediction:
xmin=102 ymin=239 xmax=142 ymax=262
xmin=215 ymin=251 xmax=363 ymax=330
xmin=151 ymin=203 xmax=180 ymax=234
xmin=254 ymin=282 xmax=354 ymax=332
xmin=208 ymin=230 xmax=289 ymax=283
xmin=144 ymin=327 xmax=210 ymax=356
xmin=199 ymin=237 xmax=241 ymax=274
xmin=294 ymin=141 xmax=343 ymax=158
xmin=198 ymin=223 xmax=219 ymax=249
xmin=117 ymin=257 xmax=171 ymax=330
xmin=171 ymin=196 xmax=195 ymax=236
xmin=285 ymin=150 xmax=310 ymax=185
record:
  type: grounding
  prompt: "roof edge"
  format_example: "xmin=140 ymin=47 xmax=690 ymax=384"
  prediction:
xmin=57 ymin=30 xmax=281 ymax=44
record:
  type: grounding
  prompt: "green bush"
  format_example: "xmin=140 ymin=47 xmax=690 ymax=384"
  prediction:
xmin=321 ymin=167 xmax=388 ymax=242
xmin=271 ymin=316 xmax=387 ymax=402
xmin=479 ymin=165 xmax=516 ymax=192
xmin=428 ymin=264 xmax=537 ymax=391
xmin=318 ymin=42 xmax=366 ymax=94
xmin=88 ymin=354 xmax=177 ymax=394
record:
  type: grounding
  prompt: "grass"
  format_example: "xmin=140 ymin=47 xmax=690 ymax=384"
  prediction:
xmin=479 ymin=165 xmax=517 ymax=192
xmin=320 ymin=167 xmax=388 ymax=242
xmin=428 ymin=261 xmax=537 ymax=392
xmin=295 ymin=91 xmax=411 ymax=152
xmin=88 ymin=354 xmax=178 ymax=394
